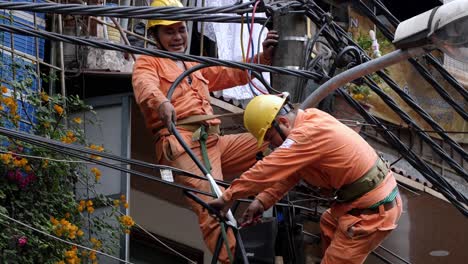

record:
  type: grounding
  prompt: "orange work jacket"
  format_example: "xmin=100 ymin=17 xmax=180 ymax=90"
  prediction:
xmin=132 ymin=54 xmax=270 ymax=133
xmin=222 ymin=109 xmax=397 ymax=216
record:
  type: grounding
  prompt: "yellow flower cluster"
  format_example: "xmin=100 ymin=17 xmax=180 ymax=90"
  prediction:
xmin=90 ymin=167 xmax=102 ymax=182
xmin=54 ymin=104 xmax=64 ymax=116
xmin=0 ymin=153 xmax=13 ymax=165
xmin=114 ymin=194 xmax=129 ymax=209
xmin=73 ymin=117 xmax=82 ymax=124
xmin=2 ymin=97 xmax=20 ymax=122
xmin=12 ymin=157 xmax=28 ymax=168
xmin=61 ymin=246 xmax=81 ymax=264
xmin=61 ymin=131 xmax=77 ymax=144
xmin=89 ymin=144 xmax=104 ymax=160
xmin=78 ymin=200 xmax=95 ymax=214
xmin=119 ymin=215 xmax=135 ymax=234
xmin=3 ymin=97 xmax=18 ymax=114
xmin=352 ymin=94 xmax=366 ymax=100
xmin=90 ymin=237 xmax=102 ymax=250
xmin=40 ymin=91 xmax=49 ymax=102
xmin=50 ymin=217 xmax=84 ymax=239
xmin=0 ymin=153 xmax=29 ymax=169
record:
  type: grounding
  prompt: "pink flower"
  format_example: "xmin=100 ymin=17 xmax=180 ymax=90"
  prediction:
xmin=17 ymin=236 xmax=27 ymax=247
xmin=7 ymin=171 xmax=15 ymax=181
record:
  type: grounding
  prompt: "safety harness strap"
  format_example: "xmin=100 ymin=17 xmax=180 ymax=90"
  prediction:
xmin=199 ymin=126 xmax=234 ymax=263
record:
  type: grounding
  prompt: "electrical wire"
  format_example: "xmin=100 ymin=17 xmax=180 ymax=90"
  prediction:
xmin=363 ymin=77 xmax=468 ymax=181
xmin=76 ymin=177 xmax=197 ymax=264
xmin=0 ymin=127 xmax=225 ymax=197
xmin=302 ymin=4 xmax=468 ymax=214
xmin=0 ymin=212 xmax=135 ymax=264
xmin=338 ymin=88 xmax=468 ymax=216
xmin=0 ymin=24 xmax=324 ymax=81
xmin=0 ymin=1 xmax=267 ymax=24
xmin=372 ymin=0 xmax=468 ymax=101
xmin=245 ymin=2 xmax=267 ymax=95
xmin=303 ymin=5 xmax=467 ymax=163
xmin=0 ymin=149 xmax=125 ymax=165
xmin=355 ymin=0 xmax=468 ymax=121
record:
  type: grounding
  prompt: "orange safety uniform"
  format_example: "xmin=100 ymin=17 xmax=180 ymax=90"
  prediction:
xmin=222 ymin=108 xmax=402 ymax=264
xmin=132 ymin=54 xmax=270 ymax=263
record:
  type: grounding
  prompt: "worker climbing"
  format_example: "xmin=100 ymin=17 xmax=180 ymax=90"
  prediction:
xmin=131 ymin=0 xmax=278 ymax=262
xmin=208 ymin=94 xmax=403 ymax=264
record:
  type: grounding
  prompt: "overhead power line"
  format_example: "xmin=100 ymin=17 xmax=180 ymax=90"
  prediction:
xmin=0 ymin=1 xmax=268 ymax=24
xmin=0 ymin=24 xmax=325 ymax=81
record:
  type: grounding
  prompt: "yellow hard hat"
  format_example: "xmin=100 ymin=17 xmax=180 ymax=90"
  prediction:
xmin=147 ymin=0 xmax=183 ymax=29
xmin=244 ymin=95 xmax=287 ymax=147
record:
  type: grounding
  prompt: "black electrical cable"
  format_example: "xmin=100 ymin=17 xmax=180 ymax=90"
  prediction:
xmin=425 ymin=55 xmax=468 ymax=101
xmin=303 ymin=6 xmax=468 ymax=205
xmin=372 ymin=0 xmax=468 ymax=101
xmin=337 ymin=88 xmax=468 ymax=216
xmin=371 ymin=251 xmax=394 ymax=264
xmin=0 ymin=1 xmax=267 ymax=24
xmin=0 ymin=127 xmax=218 ymax=198
xmin=374 ymin=71 xmax=467 ymax=161
xmin=0 ymin=24 xmax=325 ymax=82
xmin=0 ymin=125 xmax=232 ymax=187
xmin=363 ymin=77 xmax=468 ymax=181
xmin=378 ymin=245 xmax=412 ymax=264
xmin=303 ymin=6 xmax=468 ymax=162
xmin=355 ymin=0 xmax=468 ymax=121
xmin=165 ymin=61 xmax=252 ymax=263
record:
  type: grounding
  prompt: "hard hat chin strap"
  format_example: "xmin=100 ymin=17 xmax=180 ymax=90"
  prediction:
xmin=272 ymin=120 xmax=287 ymax=141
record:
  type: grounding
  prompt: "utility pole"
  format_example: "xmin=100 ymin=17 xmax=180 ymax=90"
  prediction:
xmin=271 ymin=12 xmax=308 ymax=103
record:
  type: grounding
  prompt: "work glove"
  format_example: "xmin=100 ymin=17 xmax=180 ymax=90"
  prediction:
xmin=262 ymin=30 xmax=279 ymax=62
xmin=158 ymin=100 xmax=177 ymax=132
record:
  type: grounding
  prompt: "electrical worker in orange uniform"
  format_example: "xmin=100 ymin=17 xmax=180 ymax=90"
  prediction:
xmin=208 ymin=94 xmax=403 ymax=264
xmin=131 ymin=0 xmax=278 ymax=262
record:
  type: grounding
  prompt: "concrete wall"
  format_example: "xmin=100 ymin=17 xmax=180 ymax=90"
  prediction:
xmin=130 ymin=189 xmax=213 ymax=263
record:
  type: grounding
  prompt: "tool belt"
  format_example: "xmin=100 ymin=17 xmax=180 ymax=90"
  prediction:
xmin=152 ymin=115 xmax=222 ymax=142
xmin=335 ymin=158 xmax=389 ymax=203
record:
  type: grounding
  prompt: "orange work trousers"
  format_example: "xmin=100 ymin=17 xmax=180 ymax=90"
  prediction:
xmin=158 ymin=131 xmax=265 ymax=263
xmin=319 ymin=196 xmax=402 ymax=264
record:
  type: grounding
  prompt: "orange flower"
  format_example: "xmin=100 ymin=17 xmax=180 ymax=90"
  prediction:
xmin=40 ymin=92 xmax=49 ymax=102
xmin=54 ymin=104 xmax=64 ymax=115
xmin=1 ymin=86 xmax=8 ymax=93
xmin=72 ymin=117 xmax=82 ymax=124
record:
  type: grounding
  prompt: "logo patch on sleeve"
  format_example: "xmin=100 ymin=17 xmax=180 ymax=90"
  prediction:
xmin=279 ymin=138 xmax=295 ymax=149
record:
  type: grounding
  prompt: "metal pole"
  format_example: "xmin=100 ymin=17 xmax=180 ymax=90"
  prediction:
xmin=110 ymin=17 xmax=136 ymax=61
xmin=300 ymin=47 xmax=427 ymax=109
xmin=58 ymin=13 xmax=67 ymax=120
xmin=271 ymin=11 xmax=308 ymax=102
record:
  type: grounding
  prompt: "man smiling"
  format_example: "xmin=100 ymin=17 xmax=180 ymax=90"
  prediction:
xmin=132 ymin=1 xmax=278 ymax=262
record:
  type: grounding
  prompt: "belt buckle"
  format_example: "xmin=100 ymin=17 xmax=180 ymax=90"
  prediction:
xmin=192 ymin=127 xmax=202 ymax=142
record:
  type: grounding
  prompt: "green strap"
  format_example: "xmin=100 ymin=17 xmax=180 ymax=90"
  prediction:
xmin=368 ymin=186 xmax=399 ymax=209
xmin=199 ymin=126 xmax=212 ymax=172
xmin=199 ymin=126 xmax=234 ymax=263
